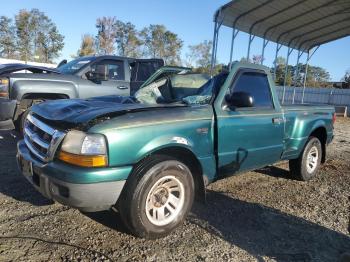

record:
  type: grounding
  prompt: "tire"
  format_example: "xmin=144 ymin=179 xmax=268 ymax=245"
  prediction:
xmin=289 ymin=136 xmax=322 ymax=181
xmin=16 ymin=99 xmax=44 ymax=135
xmin=118 ymin=155 xmax=195 ymax=239
xmin=18 ymin=109 xmax=31 ymax=135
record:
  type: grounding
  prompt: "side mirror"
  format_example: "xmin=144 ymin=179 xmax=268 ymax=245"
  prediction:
xmin=57 ymin=59 xmax=67 ymax=68
xmin=225 ymin=91 xmax=254 ymax=108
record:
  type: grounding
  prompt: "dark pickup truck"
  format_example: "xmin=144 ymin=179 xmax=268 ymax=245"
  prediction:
xmin=0 ymin=56 xmax=163 ymax=131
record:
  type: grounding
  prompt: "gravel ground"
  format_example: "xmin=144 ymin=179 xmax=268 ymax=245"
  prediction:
xmin=0 ymin=118 xmax=349 ymax=262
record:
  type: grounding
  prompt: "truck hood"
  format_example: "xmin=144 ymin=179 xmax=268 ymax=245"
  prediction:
xmin=0 ymin=63 xmax=60 ymax=75
xmin=31 ymin=96 xmax=186 ymax=126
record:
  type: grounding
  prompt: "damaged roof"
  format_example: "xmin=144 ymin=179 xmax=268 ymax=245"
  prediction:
xmin=215 ymin=0 xmax=350 ymax=51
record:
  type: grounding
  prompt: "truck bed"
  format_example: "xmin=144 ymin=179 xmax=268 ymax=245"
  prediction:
xmin=281 ymin=104 xmax=335 ymax=160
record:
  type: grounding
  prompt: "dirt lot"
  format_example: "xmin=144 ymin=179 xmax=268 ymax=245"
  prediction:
xmin=0 ymin=119 xmax=349 ymax=262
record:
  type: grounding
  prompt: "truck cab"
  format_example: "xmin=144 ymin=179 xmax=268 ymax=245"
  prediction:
xmin=0 ymin=55 xmax=164 ymax=131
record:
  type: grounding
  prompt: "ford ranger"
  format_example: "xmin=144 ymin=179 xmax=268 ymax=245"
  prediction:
xmin=16 ymin=62 xmax=335 ymax=239
xmin=0 ymin=56 xmax=163 ymax=131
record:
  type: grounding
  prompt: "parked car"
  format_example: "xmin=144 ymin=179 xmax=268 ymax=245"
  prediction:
xmin=0 ymin=56 xmax=164 ymax=131
xmin=17 ymin=62 xmax=335 ymax=239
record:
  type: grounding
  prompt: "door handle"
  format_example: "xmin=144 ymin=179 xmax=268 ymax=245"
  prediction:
xmin=272 ymin=117 xmax=284 ymax=124
xmin=117 ymin=86 xmax=128 ymax=90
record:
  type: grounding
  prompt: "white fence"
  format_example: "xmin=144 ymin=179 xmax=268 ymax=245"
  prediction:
xmin=276 ymin=86 xmax=350 ymax=116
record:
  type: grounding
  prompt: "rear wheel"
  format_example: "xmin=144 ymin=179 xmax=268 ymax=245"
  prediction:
xmin=289 ymin=136 xmax=322 ymax=181
xmin=118 ymin=155 xmax=195 ymax=239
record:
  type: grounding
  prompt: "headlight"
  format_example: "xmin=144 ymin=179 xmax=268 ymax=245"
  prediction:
xmin=58 ymin=130 xmax=108 ymax=167
xmin=0 ymin=78 xmax=9 ymax=98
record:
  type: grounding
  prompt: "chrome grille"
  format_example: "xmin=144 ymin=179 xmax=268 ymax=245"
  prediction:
xmin=24 ymin=113 xmax=66 ymax=162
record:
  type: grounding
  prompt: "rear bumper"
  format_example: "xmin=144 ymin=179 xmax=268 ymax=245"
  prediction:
xmin=0 ymin=99 xmax=16 ymax=130
xmin=17 ymin=140 xmax=131 ymax=212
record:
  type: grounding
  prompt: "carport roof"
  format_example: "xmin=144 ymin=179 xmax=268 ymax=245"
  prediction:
xmin=215 ymin=0 xmax=350 ymax=51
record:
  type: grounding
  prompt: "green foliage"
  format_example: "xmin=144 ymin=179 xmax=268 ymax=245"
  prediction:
xmin=186 ymin=40 xmax=212 ymax=73
xmin=37 ymin=25 xmax=64 ymax=62
xmin=93 ymin=18 xmax=183 ymax=63
xmin=77 ymin=34 xmax=96 ymax=57
xmin=252 ymin=55 xmax=264 ymax=65
xmin=239 ymin=57 xmax=251 ymax=63
xmin=343 ymin=69 xmax=350 ymax=84
xmin=96 ymin=17 xmax=117 ymax=55
xmin=115 ymin=20 xmax=141 ymax=58
xmin=0 ymin=16 xmax=16 ymax=58
xmin=15 ymin=10 xmax=32 ymax=61
xmin=140 ymin=24 xmax=183 ymax=65
xmin=14 ymin=9 xmax=64 ymax=62
xmin=272 ymin=56 xmax=331 ymax=87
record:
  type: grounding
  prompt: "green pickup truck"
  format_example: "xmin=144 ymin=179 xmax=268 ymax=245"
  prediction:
xmin=17 ymin=62 xmax=335 ymax=239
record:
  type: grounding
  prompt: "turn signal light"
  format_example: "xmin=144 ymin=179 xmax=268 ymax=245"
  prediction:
xmin=332 ymin=112 xmax=336 ymax=125
xmin=58 ymin=151 xmax=108 ymax=167
xmin=0 ymin=78 xmax=9 ymax=97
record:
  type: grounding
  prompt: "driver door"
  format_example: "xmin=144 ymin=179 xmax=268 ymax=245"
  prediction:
xmin=215 ymin=69 xmax=284 ymax=176
xmin=78 ymin=59 xmax=130 ymax=98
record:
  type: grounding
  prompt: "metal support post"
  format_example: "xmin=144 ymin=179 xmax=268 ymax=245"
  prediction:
xmin=261 ymin=39 xmax=269 ymax=65
xmin=301 ymin=52 xmax=310 ymax=104
xmin=282 ymin=47 xmax=293 ymax=104
xmin=273 ymin=43 xmax=282 ymax=80
xmin=302 ymin=46 xmax=320 ymax=103
xmin=229 ymin=28 xmax=239 ymax=65
xmin=210 ymin=21 xmax=218 ymax=76
xmin=210 ymin=16 xmax=224 ymax=76
xmin=247 ymin=34 xmax=255 ymax=61
xmin=292 ymin=50 xmax=303 ymax=104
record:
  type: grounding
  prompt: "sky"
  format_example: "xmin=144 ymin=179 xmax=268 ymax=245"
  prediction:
xmin=1 ymin=0 xmax=349 ymax=81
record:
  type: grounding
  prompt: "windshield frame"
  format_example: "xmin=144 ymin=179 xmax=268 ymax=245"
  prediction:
xmin=57 ymin=57 xmax=94 ymax=75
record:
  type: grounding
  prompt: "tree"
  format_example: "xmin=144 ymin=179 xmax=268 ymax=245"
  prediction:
xmin=96 ymin=17 xmax=117 ymax=55
xmin=308 ymin=66 xmax=330 ymax=87
xmin=271 ymin=56 xmax=330 ymax=87
xmin=342 ymin=69 xmax=350 ymax=84
xmin=272 ymin=56 xmax=293 ymax=86
xmin=0 ymin=16 xmax=17 ymax=58
xmin=252 ymin=55 xmax=264 ymax=65
xmin=77 ymin=34 xmax=96 ymax=57
xmin=115 ymin=20 xmax=141 ymax=57
xmin=37 ymin=25 xmax=64 ymax=62
xmin=15 ymin=9 xmax=64 ymax=62
xmin=186 ymin=40 xmax=212 ymax=73
xmin=240 ymin=57 xmax=251 ymax=63
xmin=296 ymin=64 xmax=330 ymax=87
xmin=140 ymin=24 xmax=183 ymax=65
xmin=15 ymin=9 xmax=32 ymax=61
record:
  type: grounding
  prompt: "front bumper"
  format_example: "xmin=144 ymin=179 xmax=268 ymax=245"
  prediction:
xmin=17 ymin=140 xmax=131 ymax=212
xmin=0 ymin=99 xmax=16 ymax=130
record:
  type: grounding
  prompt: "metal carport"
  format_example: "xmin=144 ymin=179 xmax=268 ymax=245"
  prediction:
xmin=211 ymin=0 xmax=350 ymax=103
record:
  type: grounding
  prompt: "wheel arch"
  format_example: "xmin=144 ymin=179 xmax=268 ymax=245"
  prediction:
xmin=14 ymin=93 xmax=70 ymax=121
xmin=309 ymin=126 xmax=327 ymax=163
xmin=21 ymin=92 xmax=70 ymax=100
xmin=138 ymin=146 xmax=206 ymax=202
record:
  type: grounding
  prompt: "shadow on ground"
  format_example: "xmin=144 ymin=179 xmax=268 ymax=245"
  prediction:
xmin=189 ymin=190 xmax=350 ymax=261
xmin=255 ymin=165 xmax=292 ymax=179
xmin=82 ymin=210 xmax=129 ymax=235
xmin=0 ymin=131 xmax=53 ymax=206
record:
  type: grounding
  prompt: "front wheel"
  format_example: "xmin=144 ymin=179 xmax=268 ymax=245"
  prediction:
xmin=289 ymin=136 xmax=322 ymax=181
xmin=118 ymin=155 xmax=195 ymax=239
